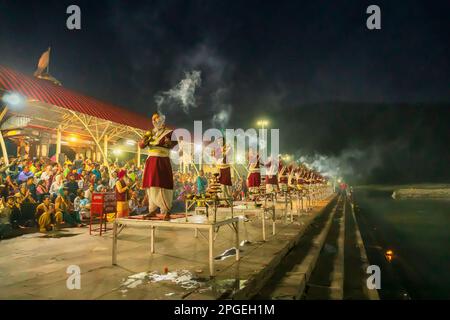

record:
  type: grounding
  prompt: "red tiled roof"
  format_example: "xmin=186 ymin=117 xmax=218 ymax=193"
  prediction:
xmin=0 ymin=65 xmax=151 ymax=130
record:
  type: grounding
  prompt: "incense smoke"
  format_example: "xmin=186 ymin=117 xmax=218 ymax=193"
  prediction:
xmin=152 ymin=44 xmax=234 ymax=128
xmin=155 ymin=70 xmax=202 ymax=114
xmin=296 ymin=145 xmax=385 ymax=182
xmin=211 ymin=87 xmax=232 ymax=128
xmin=173 ymin=44 xmax=234 ymax=127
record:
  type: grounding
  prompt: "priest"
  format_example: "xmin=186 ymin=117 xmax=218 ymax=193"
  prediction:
xmin=139 ymin=113 xmax=178 ymax=221
xmin=247 ymin=148 xmax=261 ymax=196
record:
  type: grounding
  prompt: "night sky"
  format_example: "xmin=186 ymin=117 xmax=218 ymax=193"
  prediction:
xmin=0 ymin=0 xmax=449 ymax=184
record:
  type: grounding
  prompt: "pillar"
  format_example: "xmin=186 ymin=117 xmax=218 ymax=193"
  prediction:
xmin=0 ymin=132 xmax=8 ymax=165
xmin=103 ymin=135 xmax=108 ymax=165
xmin=0 ymin=106 xmax=9 ymax=165
xmin=86 ymin=148 xmax=92 ymax=161
xmin=137 ymin=143 xmax=141 ymax=167
xmin=56 ymin=126 xmax=62 ymax=162
xmin=40 ymin=144 xmax=49 ymax=157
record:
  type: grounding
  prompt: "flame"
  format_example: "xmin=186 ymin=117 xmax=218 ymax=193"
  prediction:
xmin=385 ymin=249 xmax=394 ymax=262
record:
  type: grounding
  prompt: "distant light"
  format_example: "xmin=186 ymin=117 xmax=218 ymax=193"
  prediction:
xmin=4 ymin=130 xmax=20 ymax=137
xmin=2 ymin=92 xmax=25 ymax=107
xmin=126 ymin=139 xmax=136 ymax=146
xmin=236 ymin=154 xmax=244 ymax=164
xmin=385 ymin=249 xmax=394 ymax=262
xmin=257 ymin=119 xmax=269 ymax=127
xmin=69 ymin=135 xmax=77 ymax=142
xmin=113 ymin=149 xmax=122 ymax=155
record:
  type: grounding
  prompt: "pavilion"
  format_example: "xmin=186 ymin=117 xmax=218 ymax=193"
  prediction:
xmin=0 ymin=65 xmax=151 ymax=167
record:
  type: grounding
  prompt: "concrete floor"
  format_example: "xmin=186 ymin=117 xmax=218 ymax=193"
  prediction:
xmin=0 ymin=196 xmax=333 ymax=300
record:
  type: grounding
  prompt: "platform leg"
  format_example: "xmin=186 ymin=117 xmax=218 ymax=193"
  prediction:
xmin=284 ymin=195 xmax=288 ymax=223
xmin=89 ymin=213 xmax=92 ymax=235
xmin=103 ymin=213 xmax=107 ymax=234
xmin=112 ymin=222 xmax=117 ymax=265
xmin=231 ymin=200 xmax=234 ymax=218
xmin=290 ymin=199 xmax=293 ymax=223
xmin=209 ymin=226 xmax=214 ymax=277
xmin=262 ymin=210 xmax=266 ymax=241
xmin=298 ymin=198 xmax=302 ymax=220
xmin=150 ymin=225 xmax=155 ymax=253
xmin=235 ymin=221 xmax=240 ymax=261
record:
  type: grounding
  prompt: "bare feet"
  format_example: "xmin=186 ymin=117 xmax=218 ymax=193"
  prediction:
xmin=144 ymin=208 xmax=159 ymax=218
xmin=162 ymin=214 xmax=171 ymax=221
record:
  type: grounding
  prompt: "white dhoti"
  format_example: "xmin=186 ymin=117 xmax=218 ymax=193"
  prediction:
xmin=146 ymin=187 xmax=173 ymax=214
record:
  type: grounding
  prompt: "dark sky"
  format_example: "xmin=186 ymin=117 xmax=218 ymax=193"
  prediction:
xmin=0 ymin=0 xmax=449 ymax=184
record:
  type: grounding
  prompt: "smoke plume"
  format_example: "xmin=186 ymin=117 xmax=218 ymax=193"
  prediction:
xmin=155 ymin=70 xmax=202 ymax=114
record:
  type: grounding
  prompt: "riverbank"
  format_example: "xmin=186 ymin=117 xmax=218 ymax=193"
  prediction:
xmin=355 ymin=184 xmax=450 ymax=200
xmin=392 ymin=188 xmax=450 ymax=199
xmin=356 ymin=183 xmax=450 ymax=191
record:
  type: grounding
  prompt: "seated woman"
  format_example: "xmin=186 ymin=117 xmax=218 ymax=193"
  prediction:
xmin=35 ymin=196 xmax=59 ymax=232
xmin=73 ymin=189 xmax=90 ymax=220
xmin=0 ymin=196 xmax=14 ymax=238
xmin=49 ymin=174 xmax=63 ymax=200
xmin=15 ymin=183 xmax=36 ymax=227
xmin=55 ymin=187 xmax=84 ymax=228
xmin=128 ymin=191 xmax=147 ymax=216
xmin=36 ymin=179 xmax=49 ymax=203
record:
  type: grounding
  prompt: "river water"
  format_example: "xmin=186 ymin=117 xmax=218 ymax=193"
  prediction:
xmin=353 ymin=188 xmax=450 ymax=300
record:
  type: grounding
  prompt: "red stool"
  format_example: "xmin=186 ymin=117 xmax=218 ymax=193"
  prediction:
xmin=89 ymin=192 xmax=117 ymax=236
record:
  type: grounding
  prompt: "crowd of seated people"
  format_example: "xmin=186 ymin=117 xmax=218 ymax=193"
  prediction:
xmin=0 ymin=154 xmax=250 ymax=239
xmin=0 ymin=155 xmax=148 ymax=238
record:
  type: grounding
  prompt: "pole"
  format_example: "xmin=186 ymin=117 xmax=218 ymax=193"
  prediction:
xmin=0 ymin=106 xmax=9 ymax=165
xmin=56 ymin=125 xmax=61 ymax=163
xmin=103 ymin=134 xmax=108 ymax=165
xmin=137 ymin=142 xmax=141 ymax=167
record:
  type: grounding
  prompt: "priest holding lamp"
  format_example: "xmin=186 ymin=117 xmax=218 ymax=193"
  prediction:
xmin=139 ymin=113 xmax=178 ymax=221
xmin=215 ymin=138 xmax=233 ymax=201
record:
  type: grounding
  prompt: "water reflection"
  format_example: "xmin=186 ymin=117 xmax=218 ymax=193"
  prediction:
xmin=355 ymin=187 xmax=450 ymax=299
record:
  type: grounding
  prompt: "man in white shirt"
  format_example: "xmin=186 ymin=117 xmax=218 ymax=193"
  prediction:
xmin=84 ymin=184 xmax=94 ymax=202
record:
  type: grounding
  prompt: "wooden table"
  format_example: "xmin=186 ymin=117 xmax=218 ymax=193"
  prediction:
xmin=277 ymin=190 xmax=294 ymax=223
xmin=233 ymin=193 xmax=276 ymax=241
xmin=112 ymin=217 xmax=240 ymax=277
